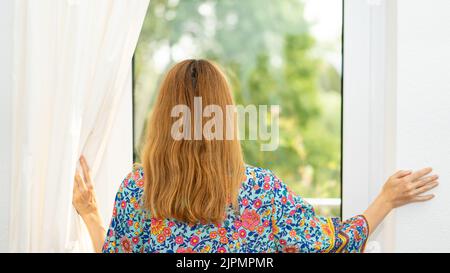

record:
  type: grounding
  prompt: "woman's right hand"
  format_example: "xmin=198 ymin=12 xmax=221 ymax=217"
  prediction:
xmin=363 ymin=167 xmax=439 ymax=236
xmin=381 ymin=167 xmax=439 ymax=209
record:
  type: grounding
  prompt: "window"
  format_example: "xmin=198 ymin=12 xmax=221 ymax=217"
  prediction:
xmin=133 ymin=0 xmax=343 ymax=217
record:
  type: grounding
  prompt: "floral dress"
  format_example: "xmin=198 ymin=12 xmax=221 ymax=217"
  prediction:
xmin=102 ymin=165 xmax=369 ymax=253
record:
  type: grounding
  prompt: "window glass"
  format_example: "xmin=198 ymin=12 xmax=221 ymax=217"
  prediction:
xmin=133 ymin=0 xmax=343 ymax=216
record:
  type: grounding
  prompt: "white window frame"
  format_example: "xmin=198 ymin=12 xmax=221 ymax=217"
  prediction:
xmin=342 ymin=0 xmax=397 ymax=252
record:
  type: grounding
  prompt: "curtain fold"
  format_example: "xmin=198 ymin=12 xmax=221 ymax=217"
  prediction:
xmin=10 ymin=0 xmax=150 ymax=252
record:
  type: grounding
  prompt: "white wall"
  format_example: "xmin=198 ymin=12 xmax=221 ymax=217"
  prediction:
xmin=0 ymin=0 xmax=13 ymax=252
xmin=344 ymin=0 xmax=450 ymax=252
xmin=394 ymin=0 xmax=450 ymax=252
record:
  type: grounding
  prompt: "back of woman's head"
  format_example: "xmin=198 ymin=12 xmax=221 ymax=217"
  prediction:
xmin=140 ymin=59 xmax=245 ymax=224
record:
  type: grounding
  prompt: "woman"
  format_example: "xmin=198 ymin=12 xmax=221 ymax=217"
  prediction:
xmin=72 ymin=59 xmax=439 ymax=253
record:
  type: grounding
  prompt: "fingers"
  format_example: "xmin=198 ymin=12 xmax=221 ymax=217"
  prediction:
xmin=414 ymin=174 xmax=439 ymax=188
xmin=409 ymin=167 xmax=433 ymax=182
xmin=74 ymin=170 xmax=87 ymax=191
xmin=388 ymin=167 xmax=438 ymax=208
xmin=393 ymin=170 xmax=413 ymax=179
xmin=411 ymin=180 xmax=439 ymax=196
xmin=80 ymin=156 xmax=93 ymax=189
xmin=408 ymin=170 xmax=439 ymax=203
xmin=412 ymin=194 xmax=435 ymax=202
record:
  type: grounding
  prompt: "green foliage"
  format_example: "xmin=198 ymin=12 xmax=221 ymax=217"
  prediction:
xmin=134 ymin=0 xmax=342 ymax=216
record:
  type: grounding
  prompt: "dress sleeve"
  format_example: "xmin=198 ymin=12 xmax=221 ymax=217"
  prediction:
xmin=102 ymin=166 xmax=144 ymax=253
xmin=271 ymin=172 xmax=369 ymax=253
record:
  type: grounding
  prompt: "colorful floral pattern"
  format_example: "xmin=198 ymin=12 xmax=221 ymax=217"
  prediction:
xmin=102 ymin=165 xmax=369 ymax=253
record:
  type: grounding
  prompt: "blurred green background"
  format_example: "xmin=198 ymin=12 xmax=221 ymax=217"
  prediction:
xmin=133 ymin=0 xmax=342 ymax=216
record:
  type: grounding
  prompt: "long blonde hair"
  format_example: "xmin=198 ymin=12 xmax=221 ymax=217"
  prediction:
xmin=140 ymin=59 xmax=245 ymax=224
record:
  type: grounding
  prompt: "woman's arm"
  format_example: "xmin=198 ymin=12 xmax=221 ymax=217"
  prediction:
xmin=72 ymin=156 xmax=106 ymax=253
xmin=272 ymin=166 xmax=439 ymax=252
xmin=363 ymin=167 xmax=439 ymax=235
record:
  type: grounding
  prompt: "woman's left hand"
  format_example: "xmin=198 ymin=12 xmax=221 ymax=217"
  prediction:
xmin=72 ymin=156 xmax=106 ymax=253
xmin=72 ymin=156 xmax=99 ymax=216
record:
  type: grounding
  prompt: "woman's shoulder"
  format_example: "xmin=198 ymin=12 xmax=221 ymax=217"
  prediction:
xmin=245 ymin=164 xmax=277 ymax=178
xmin=243 ymin=164 xmax=281 ymax=190
xmin=117 ymin=163 xmax=145 ymax=199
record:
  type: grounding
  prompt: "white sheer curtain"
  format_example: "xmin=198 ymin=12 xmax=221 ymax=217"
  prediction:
xmin=10 ymin=0 xmax=150 ymax=252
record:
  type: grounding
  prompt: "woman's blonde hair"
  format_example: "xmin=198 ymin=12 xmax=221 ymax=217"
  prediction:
xmin=140 ymin=59 xmax=245 ymax=224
